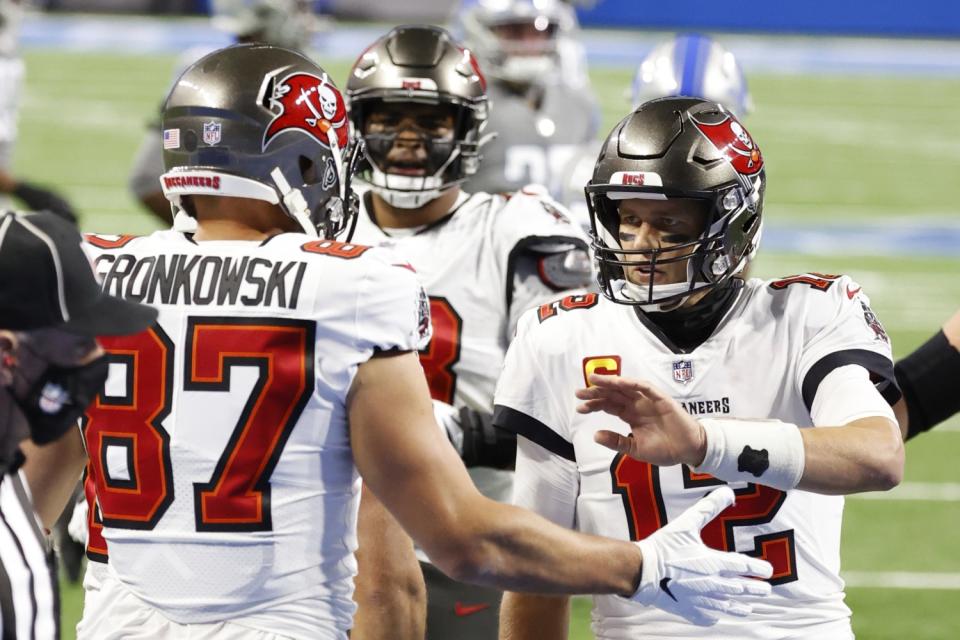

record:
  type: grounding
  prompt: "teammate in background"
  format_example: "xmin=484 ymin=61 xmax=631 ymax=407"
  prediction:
xmin=0 ymin=0 xmax=78 ymax=222
xmin=495 ymin=98 xmax=904 ymax=640
xmin=41 ymin=45 xmax=774 ymax=640
xmin=0 ymin=210 xmax=157 ymax=640
xmin=345 ymin=25 xmax=594 ymax=639
xmin=127 ymin=0 xmax=317 ymax=223
xmin=457 ymin=0 xmax=599 ymax=199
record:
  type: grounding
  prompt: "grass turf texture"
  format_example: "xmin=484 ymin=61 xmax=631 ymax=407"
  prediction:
xmin=19 ymin=47 xmax=958 ymax=640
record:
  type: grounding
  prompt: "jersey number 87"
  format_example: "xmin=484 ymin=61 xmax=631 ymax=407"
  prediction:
xmin=82 ymin=317 xmax=314 ymax=559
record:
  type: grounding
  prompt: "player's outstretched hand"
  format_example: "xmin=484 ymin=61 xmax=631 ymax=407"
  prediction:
xmin=629 ymin=486 xmax=773 ymax=625
xmin=577 ymin=373 xmax=705 ymax=467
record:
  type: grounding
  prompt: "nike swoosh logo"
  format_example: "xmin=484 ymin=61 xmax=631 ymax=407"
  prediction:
xmin=454 ymin=602 xmax=491 ymax=617
xmin=846 ymin=285 xmax=862 ymax=299
xmin=659 ymin=577 xmax=678 ymax=602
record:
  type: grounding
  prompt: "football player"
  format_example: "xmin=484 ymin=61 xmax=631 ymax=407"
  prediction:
xmin=457 ymin=0 xmax=599 ymax=199
xmin=495 ymin=98 xmax=904 ymax=639
xmin=345 ymin=25 xmax=595 ymax=639
xmin=127 ymin=0 xmax=317 ymax=224
xmin=41 ymin=46 xmax=771 ymax=640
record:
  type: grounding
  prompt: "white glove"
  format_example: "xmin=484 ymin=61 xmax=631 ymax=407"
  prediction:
xmin=67 ymin=494 xmax=89 ymax=546
xmin=631 ymin=486 xmax=774 ymax=626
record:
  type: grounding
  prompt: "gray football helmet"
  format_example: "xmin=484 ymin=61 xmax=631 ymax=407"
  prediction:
xmin=586 ymin=97 xmax=764 ymax=309
xmin=211 ymin=0 xmax=315 ymax=50
xmin=458 ymin=0 xmax=577 ymax=85
xmin=632 ymin=34 xmax=753 ymax=117
xmin=346 ymin=25 xmax=489 ymax=209
xmin=160 ymin=43 xmax=360 ymax=238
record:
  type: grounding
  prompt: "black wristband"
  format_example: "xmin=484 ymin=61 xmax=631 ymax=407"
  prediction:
xmin=460 ymin=406 xmax=517 ymax=469
xmin=894 ymin=330 xmax=960 ymax=440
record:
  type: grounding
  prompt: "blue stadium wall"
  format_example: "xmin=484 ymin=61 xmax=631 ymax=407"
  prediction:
xmin=575 ymin=0 xmax=960 ymax=38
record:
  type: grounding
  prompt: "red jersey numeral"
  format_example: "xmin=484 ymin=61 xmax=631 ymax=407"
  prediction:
xmin=769 ymin=273 xmax=840 ymax=291
xmin=82 ymin=318 xmax=314 ymax=558
xmin=84 ymin=327 xmax=175 ymax=531
xmin=185 ymin=318 xmax=314 ymax=531
xmin=611 ymin=455 xmax=798 ymax=585
xmin=418 ymin=297 xmax=462 ymax=404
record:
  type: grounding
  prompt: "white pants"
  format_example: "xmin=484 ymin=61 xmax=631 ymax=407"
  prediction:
xmin=77 ymin=569 xmax=296 ymax=640
xmin=0 ymin=472 xmax=58 ymax=640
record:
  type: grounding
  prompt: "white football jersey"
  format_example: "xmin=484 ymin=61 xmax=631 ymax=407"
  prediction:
xmin=351 ymin=186 xmax=589 ymax=503
xmin=494 ymin=275 xmax=898 ymax=640
xmin=81 ymin=229 xmax=430 ymax=639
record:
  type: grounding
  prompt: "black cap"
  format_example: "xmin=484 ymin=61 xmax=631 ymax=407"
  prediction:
xmin=0 ymin=211 xmax=157 ymax=336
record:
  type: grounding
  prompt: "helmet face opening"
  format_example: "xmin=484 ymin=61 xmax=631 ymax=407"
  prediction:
xmin=586 ymin=97 xmax=764 ymax=310
xmin=346 ymin=26 xmax=489 ymax=209
xmin=160 ymin=44 xmax=359 ymax=239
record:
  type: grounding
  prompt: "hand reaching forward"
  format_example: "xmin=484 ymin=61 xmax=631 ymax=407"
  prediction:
xmin=576 ymin=373 xmax=706 ymax=467
xmin=630 ymin=487 xmax=773 ymax=625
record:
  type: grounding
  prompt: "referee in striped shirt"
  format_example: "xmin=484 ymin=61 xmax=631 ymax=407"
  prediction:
xmin=0 ymin=210 xmax=156 ymax=639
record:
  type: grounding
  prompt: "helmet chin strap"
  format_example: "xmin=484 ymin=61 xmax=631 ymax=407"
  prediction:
xmin=620 ymin=280 xmax=697 ymax=312
xmin=367 ymin=143 xmax=462 ymax=209
xmin=270 ymin=167 xmax=319 ymax=237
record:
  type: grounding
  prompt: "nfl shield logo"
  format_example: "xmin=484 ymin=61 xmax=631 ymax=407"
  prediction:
xmin=672 ymin=360 xmax=694 ymax=385
xmin=203 ymin=121 xmax=221 ymax=146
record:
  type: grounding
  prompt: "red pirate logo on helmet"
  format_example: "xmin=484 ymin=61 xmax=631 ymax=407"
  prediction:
xmin=690 ymin=113 xmax=763 ymax=176
xmin=261 ymin=71 xmax=349 ymax=151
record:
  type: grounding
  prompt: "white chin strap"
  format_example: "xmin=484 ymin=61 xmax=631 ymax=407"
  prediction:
xmin=620 ymin=280 xmax=697 ymax=312
xmin=367 ymin=167 xmax=445 ymax=209
xmin=366 ymin=142 xmax=461 ymax=209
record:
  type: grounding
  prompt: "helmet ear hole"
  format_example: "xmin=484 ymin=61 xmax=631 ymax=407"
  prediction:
xmin=299 ymin=156 xmax=317 ymax=185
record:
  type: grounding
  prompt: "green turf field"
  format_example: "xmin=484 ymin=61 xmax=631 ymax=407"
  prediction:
xmin=17 ymin=46 xmax=959 ymax=640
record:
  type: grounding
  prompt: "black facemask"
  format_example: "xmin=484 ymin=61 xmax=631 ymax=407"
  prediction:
xmin=8 ymin=330 xmax=108 ymax=445
xmin=11 ymin=357 xmax=108 ymax=445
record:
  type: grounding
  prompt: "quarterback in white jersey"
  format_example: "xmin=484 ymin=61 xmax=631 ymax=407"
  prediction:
xmin=346 ymin=26 xmax=593 ymax=639
xmin=495 ymin=98 xmax=904 ymax=639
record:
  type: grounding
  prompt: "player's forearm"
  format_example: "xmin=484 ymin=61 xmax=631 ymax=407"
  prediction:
xmin=798 ymin=416 xmax=903 ymax=494
xmin=352 ymin=487 xmax=426 ymax=640
xmin=448 ymin=496 xmax=641 ymax=595
xmin=19 ymin=426 xmax=87 ymax=528
xmin=499 ymin=592 xmax=570 ymax=640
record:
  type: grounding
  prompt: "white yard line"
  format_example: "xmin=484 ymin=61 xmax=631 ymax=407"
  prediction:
xmin=848 ymin=482 xmax=960 ymax=502
xmin=843 ymin=572 xmax=960 ymax=590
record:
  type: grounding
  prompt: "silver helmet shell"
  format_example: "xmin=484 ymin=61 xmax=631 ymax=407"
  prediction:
xmin=160 ymin=44 xmax=360 ymax=238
